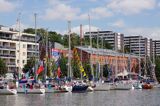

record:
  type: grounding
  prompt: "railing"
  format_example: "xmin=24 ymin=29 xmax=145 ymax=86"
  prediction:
xmin=0 ymin=54 xmax=16 ymax=57
xmin=0 ymin=46 xmax=16 ymax=49
xmin=7 ymin=63 xmax=16 ymax=66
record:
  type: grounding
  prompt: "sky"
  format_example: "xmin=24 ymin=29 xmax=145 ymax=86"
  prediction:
xmin=0 ymin=0 xmax=160 ymax=39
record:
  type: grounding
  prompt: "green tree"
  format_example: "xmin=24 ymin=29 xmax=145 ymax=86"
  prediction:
xmin=62 ymin=33 xmax=81 ymax=49
xmin=0 ymin=58 xmax=7 ymax=77
xmin=49 ymin=31 xmax=63 ymax=44
xmin=59 ymin=55 xmax=68 ymax=77
xmin=23 ymin=57 xmax=35 ymax=75
xmin=155 ymin=56 xmax=160 ymax=82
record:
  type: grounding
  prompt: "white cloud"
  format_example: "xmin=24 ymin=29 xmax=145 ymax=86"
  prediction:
xmin=43 ymin=1 xmax=112 ymax=20
xmin=0 ymin=0 xmax=16 ymax=12
xmin=123 ymin=27 xmax=160 ymax=40
xmin=43 ymin=3 xmax=80 ymax=21
xmin=90 ymin=7 xmax=112 ymax=19
xmin=107 ymin=0 xmax=156 ymax=15
xmin=111 ymin=20 xmax=125 ymax=28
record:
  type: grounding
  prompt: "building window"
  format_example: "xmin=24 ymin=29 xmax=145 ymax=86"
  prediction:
xmin=23 ymin=44 xmax=26 ymax=48
xmin=17 ymin=60 xmax=19 ymax=63
xmin=23 ymin=60 xmax=25 ymax=64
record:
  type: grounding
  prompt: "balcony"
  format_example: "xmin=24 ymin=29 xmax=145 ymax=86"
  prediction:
xmin=0 ymin=46 xmax=16 ymax=50
xmin=7 ymin=62 xmax=16 ymax=66
xmin=0 ymin=54 xmax=16 ymax=58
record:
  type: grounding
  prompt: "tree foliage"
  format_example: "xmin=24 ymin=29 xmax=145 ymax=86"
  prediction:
xmin=22 ymin=57 xmax=35 ymax=75
xmin=59 ymin=55 xmax=68 ymax=77
xmin=0 ymin=58 xmax=7 ymax=77
xmin=155 ymin=56 xmax=160 ymax=82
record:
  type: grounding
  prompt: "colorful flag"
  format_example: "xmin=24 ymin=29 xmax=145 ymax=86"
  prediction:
xmin=36 ymin=65 xmax=44 ymax=75
xmin=57 ymin=67 xmax=61 ymax=78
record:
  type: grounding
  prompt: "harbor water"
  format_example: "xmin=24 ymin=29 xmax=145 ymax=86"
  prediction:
xmin=1 ymin=89 xmax=160 ymax=106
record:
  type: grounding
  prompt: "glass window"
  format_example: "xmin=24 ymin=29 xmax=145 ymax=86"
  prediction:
xmin=23 ymin=60 xmax=25 ymax=64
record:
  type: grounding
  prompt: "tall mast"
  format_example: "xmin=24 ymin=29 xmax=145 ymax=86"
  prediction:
xmin=139 ymin=36 xmax=141 ymax=77
xmin=96 ymin=29 xmax=99 ymax=79
xmin=80 ymin=24 xmax=83 ymax=80
xmin=115 ymin=35 xmax=118 ymax=78
xmin=18 ymin=13 xmax=21 ymax=80
xmin=34 ymin=13 xmax=37 ymax=80
xmin=89 ymin=14 xmax=94 ymax=81
xmin=68 ymin=21 xmax=72 ymax=79
xmin=44 ymin=29 xmax=48 ymax=82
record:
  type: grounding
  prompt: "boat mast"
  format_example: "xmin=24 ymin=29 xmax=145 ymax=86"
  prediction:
xmin=44 ymin=29 xmax=48 ymax=82
xmin=139 ymin=36 xmax=141 ymax=78
xmin=34 ymin=13 xmax=37 ymax=80
xmin=89 ymin=14 xmax=94 ymax=81
xmin=115 ymin=36 xmax=118 ymax=79
xmin=80 ymin=24 xmax=83 ymax=80
xmin=18 ymin=13 xmax=21 ymax=80
xmin=68 ymin=21 xmax=72 ymax=79
xmin=96 ymin=29 xmax=99 ymax=80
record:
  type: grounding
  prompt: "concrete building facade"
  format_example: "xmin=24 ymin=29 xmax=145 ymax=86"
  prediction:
xmin=124 ymin=36 xmax=152 ymax=57
xmin=152 ymin=40 xmax=160 ymax=57
xmin=0 ymin=27 xmax=39 ymax=73
xmin=84 ymin=31 xmax=124 ymax=51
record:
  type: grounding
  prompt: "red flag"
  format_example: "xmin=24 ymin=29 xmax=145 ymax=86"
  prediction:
xmin=57 ymin=67 xmax=61 ymax=78
xmin=36 ymin=65 xmax=44 ymax=75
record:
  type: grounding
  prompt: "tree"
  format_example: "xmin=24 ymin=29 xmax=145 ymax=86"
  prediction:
xmin=155 ymin=56 xmax=160 ymax=82
xmin=0 ymin=58 xmax=7 ymax=77
xmin=23 ymin=57 xmax=35 ymax=76
xmin=59 ymin=55 xmax=68 ymax=77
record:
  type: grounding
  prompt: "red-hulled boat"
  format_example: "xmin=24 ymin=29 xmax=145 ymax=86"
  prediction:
xmin=142 ymin=83 xmax=153 ymax=89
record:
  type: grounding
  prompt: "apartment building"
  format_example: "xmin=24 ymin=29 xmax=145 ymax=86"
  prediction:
xmin=0 ymin=26 xmax=39 ymax=73
xmin=84 ymin=31 xmax=124 ymax=51
xmin=152 ymin=40 xmax=160 ymax=57
xmin=124 ymin=36 xmax=152 ymax=57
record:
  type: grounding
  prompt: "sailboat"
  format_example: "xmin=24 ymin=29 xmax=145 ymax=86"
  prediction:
xmin=113 ymin=44 xmax=133 ymax=90
xmin=17 ymin=14 xmax=45 ymax=94
xmin=133 ymin=37 xmax=142 ymax=89
xmin=0 ymin=80 xmax=17 ymax=95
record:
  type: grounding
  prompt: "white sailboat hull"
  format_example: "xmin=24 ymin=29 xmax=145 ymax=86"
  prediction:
xmin=113 ymin=83 xmax=133 ymax=90
xmin=94 ymin=83 xmax=111 ymax=91
xmin=0 ymin=89 xmax=17 ymax=95
xmin=17 ymin=88 xmax=45 ymax=94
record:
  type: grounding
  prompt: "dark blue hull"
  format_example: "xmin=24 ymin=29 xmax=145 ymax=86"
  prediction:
xmin=72 ymin=85 xmax=88 ymax=92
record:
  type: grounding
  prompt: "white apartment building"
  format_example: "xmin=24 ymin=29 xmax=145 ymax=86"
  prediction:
xmin=0 ymin=27 xmax=39 ymax=73
xmin=124 ymin=36 xmax=152 ymax=57
xmin=152 ymin=40 xmax=160 ymax=57
xmin=84 ymin=31 xmax=124 ymax=51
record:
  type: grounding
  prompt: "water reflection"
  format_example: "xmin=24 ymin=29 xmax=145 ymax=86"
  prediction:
xmin=0 ymin=89 xmax=160 ymax=106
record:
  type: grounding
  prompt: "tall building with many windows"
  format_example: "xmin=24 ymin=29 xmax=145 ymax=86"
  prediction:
xmin=84 ymin=31 xmax=124 ymax=51
xmin=124 ymin=36 xmax=152 ymax=57
xmin=152 ymin=40 xmax=160 ymax=57
xmin=0 ymin=26 xmax=39 ymax=73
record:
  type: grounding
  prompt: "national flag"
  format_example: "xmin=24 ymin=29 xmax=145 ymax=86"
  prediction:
xmin=36 ymin=65 xmax=44 ymax=75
